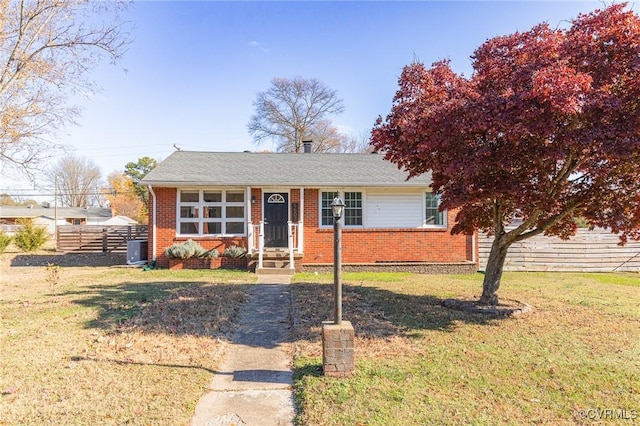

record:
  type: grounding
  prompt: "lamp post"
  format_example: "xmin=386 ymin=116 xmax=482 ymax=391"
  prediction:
xmin=330 ymin=196 xmax=345 ymax=325
xmin=321 ymin=195 xmax=354 ymax=377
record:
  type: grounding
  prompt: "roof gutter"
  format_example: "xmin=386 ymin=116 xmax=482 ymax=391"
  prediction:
xmin=142 ymin=181 xmax=431 ymax=188
xmin=148 ymin=184 xmax=157 ymax=262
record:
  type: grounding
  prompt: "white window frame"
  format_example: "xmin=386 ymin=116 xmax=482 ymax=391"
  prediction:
xmin=424 ymin=192 xmax=447 ymax=228
xmin=319 ymin=190 xmax=364 ymax=228
xmin=176 ymin=188 xmax=247 ymax=236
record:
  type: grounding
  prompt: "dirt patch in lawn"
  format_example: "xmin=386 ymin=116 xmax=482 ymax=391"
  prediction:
xmin=442 ymin=297 xmax=533 ymax=316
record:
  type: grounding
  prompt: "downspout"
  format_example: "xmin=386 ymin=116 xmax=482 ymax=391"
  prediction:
xmin=299 ymin=186 xmax=304 ymax=253
xmin=148 ymin=185 xmax=157 ymax=262
xmin=472 ymin=231 xmax=477 ymax=267
xmin=246 ymin=186 xmax=252 ymax=252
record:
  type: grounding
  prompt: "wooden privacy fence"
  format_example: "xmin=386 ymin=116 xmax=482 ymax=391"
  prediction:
xmin=57 ymin=225 xmax=148 ymax=253
xmin=479 ymin=228 xmax=640 ymax=272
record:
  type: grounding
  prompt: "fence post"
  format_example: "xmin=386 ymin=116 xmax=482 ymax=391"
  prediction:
xmin=102 ymin=228 xmax=108 ymax=253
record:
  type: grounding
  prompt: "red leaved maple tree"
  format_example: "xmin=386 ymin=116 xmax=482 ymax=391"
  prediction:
xmin=371 ymin=4 xmax=640 ymax=305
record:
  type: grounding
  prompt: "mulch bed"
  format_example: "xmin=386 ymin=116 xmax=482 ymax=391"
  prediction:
xmin=7 ymin=252 xmax=128 ymax=267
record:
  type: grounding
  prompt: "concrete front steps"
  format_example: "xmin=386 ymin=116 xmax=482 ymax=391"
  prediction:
xmin=252 ymin=248 xmax=302 ymax=276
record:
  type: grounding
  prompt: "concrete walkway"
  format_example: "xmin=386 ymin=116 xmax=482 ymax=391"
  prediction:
xmin=190 ymin=275 xmax=295 ymax=426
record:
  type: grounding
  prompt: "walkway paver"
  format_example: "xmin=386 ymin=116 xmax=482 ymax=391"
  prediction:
xmin=190 ymin=275 xmax=295 ymax=426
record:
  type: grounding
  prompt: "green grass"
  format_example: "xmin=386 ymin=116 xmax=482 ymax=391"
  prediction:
xmin=291 ymin=271 xmax=640 ymax=425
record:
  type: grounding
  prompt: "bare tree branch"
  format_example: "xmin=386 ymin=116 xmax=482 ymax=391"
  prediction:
xmin=248 ymin=76 xmax=345 ymax=152
xmin=47 ymin=155 xmax=102 ymax=207
xmin=0 ymin=0 xmax=131 ymax=179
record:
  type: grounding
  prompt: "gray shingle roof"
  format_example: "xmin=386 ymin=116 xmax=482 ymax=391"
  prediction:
xmin=0 ymin=206 xmax=112 ymax=219
xmin=142 ymin=151 xmax=432 ymax=188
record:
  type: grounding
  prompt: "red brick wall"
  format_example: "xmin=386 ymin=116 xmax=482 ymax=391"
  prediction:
xmin=301 ymin=188 xmax=472 ymax=264
xmin=149 ymin=187 xmax=247 ymax=268
xmin=148 ymin=186 xmax=474 ymax=268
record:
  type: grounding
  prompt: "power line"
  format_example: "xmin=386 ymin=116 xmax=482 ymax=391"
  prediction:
xmin=1 ymin=190 xmax=138 ymax=197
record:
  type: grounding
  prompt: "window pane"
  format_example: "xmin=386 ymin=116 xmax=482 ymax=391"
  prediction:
xmin=322 ymin=191 xmax=339 ymax=208
xmin=180 ymin=206 xmax=199 ymax=218
xmin=180 ymin=191 xmax=199 ymax=202
xmin=344 ymin=192 xmax=362 ymax=208
xmin=202 ymin=221 xmax=221 ymax=234
xmin=425 ymin=193 xmax=444 ymax=226
xmin=204 ymin=206 xmax=221 ymax=218
xmin=226 ymin=222 xmax=245 ymax=234
xmin=321 ymin=210 xmax=334 ymax=226
xmin=425 ymin=211 xmax=443 ymax=225
xmin=345 ymin=209 xmax=362 ymax=226
xmin=321 ymin=191 xmax=339 ymax=226
xmin=180 ymin=222 xmax=198 ymax=234
xmin=203 ymin=191 xmax=222 ymax=202
xmin=226 ymin=191 xmax=245 ymax=202
xmin=226 ymin=206 xmax=244 ymax=218
xmin=344 ymin=192 xmax=362 ymax=226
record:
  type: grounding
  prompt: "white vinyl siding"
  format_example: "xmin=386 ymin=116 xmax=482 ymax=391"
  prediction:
xmin=319 ymin=189 xmax=447 ymax=229
xmin=365 ymin=190 xmax=424 ymax=228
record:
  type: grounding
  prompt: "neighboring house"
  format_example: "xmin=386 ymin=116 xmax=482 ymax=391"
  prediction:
xmin=0 ymin=206 xmax=112 ymax=235
xmin=103 ymin=215 xmax=139 ymax=226
xmin=141 ymin=148 xmax=477 ymax=272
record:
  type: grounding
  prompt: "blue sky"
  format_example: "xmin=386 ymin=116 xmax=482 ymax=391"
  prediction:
xmin=7 ymin=0 xmax=638 ymax=197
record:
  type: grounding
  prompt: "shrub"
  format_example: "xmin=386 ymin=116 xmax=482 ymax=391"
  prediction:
xmin=0 ymin=231 xmax=12 ymax=254
xmin=224 ymin=245 xmax=247 ymax=258
xmin=203 ymin=248 xmax=220 ymax=258
xmin=46 ymin=263 xmax=62 ymax=295
xmin=164 ymin=239 xmax=213 ymax=259
xmin=13 ymin=219 xmax=48 ymax=252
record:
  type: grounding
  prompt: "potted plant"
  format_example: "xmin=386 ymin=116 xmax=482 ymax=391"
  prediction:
xmin=165 ymin=240 xmax=221 ymax=269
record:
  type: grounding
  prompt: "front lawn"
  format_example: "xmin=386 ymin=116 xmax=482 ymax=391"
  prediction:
xmin=2 ymin=258 xmax=638 ymax=425
xmin=290 ymin=271 xmax=640 ymax=425
xmin=0 ymin=261 xmax=255 ymax=425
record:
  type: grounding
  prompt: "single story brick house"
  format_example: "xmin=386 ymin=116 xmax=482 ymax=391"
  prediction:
xmin=0 ymin=206 xmax=113 ymax=235
xmin=141 ymin=148 xmax=477 ymax=273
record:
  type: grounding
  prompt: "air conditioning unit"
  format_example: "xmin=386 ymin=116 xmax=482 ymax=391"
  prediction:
xmin=127 ymin=240 xmax=148 ymax=264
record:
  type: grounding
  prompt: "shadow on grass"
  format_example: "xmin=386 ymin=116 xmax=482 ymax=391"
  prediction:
xmin=66 ymin=280 xmax=250 ymax=336
xmin=67 ymin=278 xmax=510 ymax=340
xmin=292 ymin=283 xmax=505 ymax=340
xmin=69 ymin=356 xmax=219 ymax=375
xmin=290 ymin=282 xmax=511 ymax=382
xmin=64 ymin=278 xmax=511 ymax=385
xmin=69 ymin=356 xmax=293 ymax=385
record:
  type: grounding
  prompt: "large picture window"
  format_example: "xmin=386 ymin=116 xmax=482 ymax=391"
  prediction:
xmin=177 ymin=189 xmax=246 ymax=235
xmin=320 ymin=191 xmax=363 ymax=226
xmin=425 ymin=192 xmax=445 ymax=226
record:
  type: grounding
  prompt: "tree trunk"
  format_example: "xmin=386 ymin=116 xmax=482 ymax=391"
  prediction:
xmin=479 ymin=236 xmax=510 ymax=305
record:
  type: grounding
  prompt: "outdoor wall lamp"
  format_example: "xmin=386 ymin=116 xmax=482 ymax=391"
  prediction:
xmin=322 ymin=196 xmax=354 ymax=377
